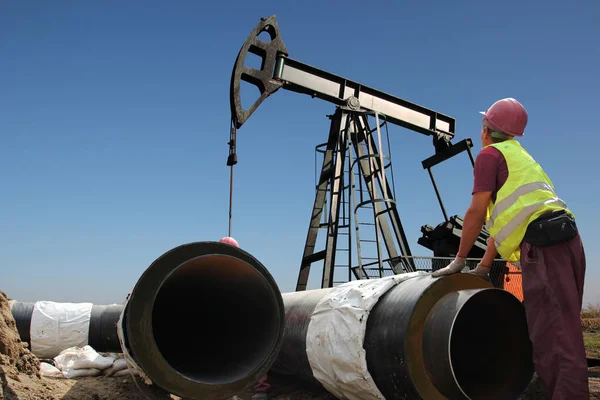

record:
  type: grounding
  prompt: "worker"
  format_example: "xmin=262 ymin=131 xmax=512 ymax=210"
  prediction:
xmin=431 ymin=98 xmax=588 ymax=399
xmin=218 ymin=236 xmax=272 ymax=399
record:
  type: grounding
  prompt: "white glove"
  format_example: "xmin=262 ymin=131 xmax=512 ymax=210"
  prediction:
xmin=467 ymin=264 xmax=490 ymax=278
xmin=431 ymin=257 xmax=467 ymax=277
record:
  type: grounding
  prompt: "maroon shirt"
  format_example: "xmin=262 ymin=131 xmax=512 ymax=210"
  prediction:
xmin=472 ymin=146 xmax=509 ymax=203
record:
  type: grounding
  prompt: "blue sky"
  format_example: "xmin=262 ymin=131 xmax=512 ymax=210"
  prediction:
xmin=1 ymin=1 xmax=599 ymax=307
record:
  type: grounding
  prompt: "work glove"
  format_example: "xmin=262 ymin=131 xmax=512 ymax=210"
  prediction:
xmin=467 ymin=264 xmax=490 ymax=279
xmin=431 ymin=257 xmax=467 ymax=277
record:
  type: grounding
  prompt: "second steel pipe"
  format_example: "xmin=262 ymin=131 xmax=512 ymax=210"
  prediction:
xmin=271 ymin=273 xmax=534 ymax=400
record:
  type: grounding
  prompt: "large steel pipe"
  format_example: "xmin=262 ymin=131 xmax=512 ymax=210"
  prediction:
xmin=271 ymin=272 xmax=534 ymax=400
xmin=11 ymin=241 xmax=285 ymax=400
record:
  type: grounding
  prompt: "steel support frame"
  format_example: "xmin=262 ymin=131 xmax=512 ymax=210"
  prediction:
xmin=296 ymin=110 xmax=348 ymax=290
xmin=421 ymin=138 xmax=476 ymax=223
xmin=296 ymin=107 xmax=413 ymax=291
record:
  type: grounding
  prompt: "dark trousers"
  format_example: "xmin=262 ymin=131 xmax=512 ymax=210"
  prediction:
xmin=520 ymin=232 xmax=589 ymax=399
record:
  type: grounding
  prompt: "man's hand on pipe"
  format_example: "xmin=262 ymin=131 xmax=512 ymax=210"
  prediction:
xmin=431 ymin=257 xmax=467 ymax=277
xmin=431 ymin=258 xmax=491 ymax=279
xmin=466 ymin=264 xmax=491 ymax=279
xmin=465 ymin=236 xmax=494 ymax=279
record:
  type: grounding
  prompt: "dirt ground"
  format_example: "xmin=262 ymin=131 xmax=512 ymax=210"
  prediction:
xmin=2 ymin=289 xmax=599 ymax=399
xmin=516 ymin=367 xmax=600 ymax=399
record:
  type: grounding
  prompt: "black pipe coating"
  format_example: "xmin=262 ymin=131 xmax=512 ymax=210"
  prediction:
xmin=88 ymin=304 xmax=123 ymax=353
xmin=364 ymin=274 xmax=496 ymax=399
xmin=10 ymin=301 xmax=34 ymax=347
xmin=270 ymin=288 xmax=330 ymax=381
xmin=272 ymin=273 xmax=534 ymax=400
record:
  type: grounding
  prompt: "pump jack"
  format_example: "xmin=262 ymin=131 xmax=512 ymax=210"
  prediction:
xmin=229 ymin=15 xmax=509 ymax=291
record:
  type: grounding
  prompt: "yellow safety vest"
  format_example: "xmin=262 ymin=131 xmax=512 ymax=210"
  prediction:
xmin=484 ymin=140 xmax=572 ymax=262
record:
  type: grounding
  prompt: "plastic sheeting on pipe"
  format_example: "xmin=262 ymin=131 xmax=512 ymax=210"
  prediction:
xmin=272 ymin=273 xmax=534 ymax=400
xmin=11 ymin=241 xmax=285 ymax=400
xmin=306 ymin=272 xmax=426 ymax=400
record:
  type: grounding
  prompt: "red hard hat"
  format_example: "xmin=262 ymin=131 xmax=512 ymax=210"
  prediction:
xmin=480 ymin=98 xmax=528 ymax=137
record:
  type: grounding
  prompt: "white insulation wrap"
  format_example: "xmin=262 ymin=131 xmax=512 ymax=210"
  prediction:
xmin=305 ymin=271 xmax=428 ymax=400
xmin=30 ymin=301 xmax=93 ymax=359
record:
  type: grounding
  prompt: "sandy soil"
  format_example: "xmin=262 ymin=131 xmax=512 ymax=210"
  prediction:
xmin=2 ymin=289 xmax=599 ymax=399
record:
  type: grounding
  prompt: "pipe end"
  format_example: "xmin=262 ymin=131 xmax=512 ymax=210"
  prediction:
xmin=124 ymin=242 xmax=285 ymax=399
xmin=423 ymin=288 xmax=534 ymax=400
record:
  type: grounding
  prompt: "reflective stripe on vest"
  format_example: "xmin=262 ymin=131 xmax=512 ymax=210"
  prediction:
xmin=493 ymin=197 xmax=567 ymax=244
xmin=488 ymin=181 xmax=557 ymax=229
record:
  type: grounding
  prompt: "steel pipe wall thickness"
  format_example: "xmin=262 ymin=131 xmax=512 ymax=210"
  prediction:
xmin=271 ymin=273 xmax=534 ymax=400
xmin=11 ymin=241 xmax=285 ymax=400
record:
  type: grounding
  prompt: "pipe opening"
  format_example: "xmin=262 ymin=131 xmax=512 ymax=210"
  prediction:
xmin=151 ymin=254 xmax=281 ymax=384
xmin=449 ymin=290 xmax=533 ymax=400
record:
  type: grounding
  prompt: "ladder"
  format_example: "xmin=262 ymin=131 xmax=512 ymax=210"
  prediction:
xmin=313 ymin=139 xmax=354 ymax=286
xmin=349 ymin=114 xmax=388 ymax=280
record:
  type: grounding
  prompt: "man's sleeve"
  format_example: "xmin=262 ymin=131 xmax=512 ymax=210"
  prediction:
xmin=472 ymin=147 xmax=502 ymax=194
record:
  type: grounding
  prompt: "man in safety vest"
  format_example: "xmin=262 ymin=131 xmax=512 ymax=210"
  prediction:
xmin=432 ymin=98 xmax=588 ymax=399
